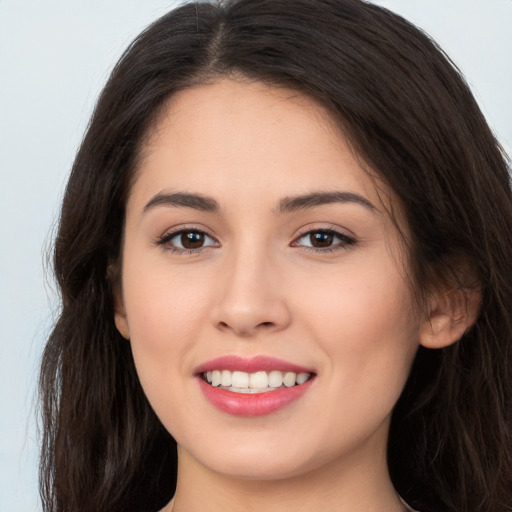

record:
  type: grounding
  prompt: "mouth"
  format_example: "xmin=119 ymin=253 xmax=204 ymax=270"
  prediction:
xmin=201 ymin=369 xmax=312 ymax=393
xmin=196 ymin=356 xmax=316 ymax=416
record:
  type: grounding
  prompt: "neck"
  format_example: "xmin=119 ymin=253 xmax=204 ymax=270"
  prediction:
xmin=163 ymin=428 xmax=405 ymax=512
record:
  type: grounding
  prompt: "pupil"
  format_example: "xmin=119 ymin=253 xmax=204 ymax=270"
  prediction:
xmin=181 ymin=231 xmax=204 ymax=249
xmin=311 ymin=232 xmax=333 ymax=247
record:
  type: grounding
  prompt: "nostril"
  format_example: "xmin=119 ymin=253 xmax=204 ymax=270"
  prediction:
xmin=215 ymin=319 xmax=275 ymax=335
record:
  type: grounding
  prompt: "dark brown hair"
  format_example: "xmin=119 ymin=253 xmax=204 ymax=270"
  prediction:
xmin=39 ymin=1 xmax=512 ymax=511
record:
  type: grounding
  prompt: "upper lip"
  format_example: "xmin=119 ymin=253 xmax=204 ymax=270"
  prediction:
xmin=195 ymin=355 xmax=315 ymax=375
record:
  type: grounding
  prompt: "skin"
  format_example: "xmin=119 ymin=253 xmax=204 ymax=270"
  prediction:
xmin=115 ymin=79 xmax=475 ymax=512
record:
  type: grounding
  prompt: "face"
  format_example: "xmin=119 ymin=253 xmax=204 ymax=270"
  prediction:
xmin=116 ymin=79 xmax=427 ymax=482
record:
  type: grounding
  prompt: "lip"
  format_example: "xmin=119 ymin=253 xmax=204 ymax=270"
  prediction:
xmin=195 ymin=355 xmax=314 ymax=374
xmin=198 ymin=377 xmax=314 ymax=416
xmin=195 ymin=355 xmax=316 ymax=416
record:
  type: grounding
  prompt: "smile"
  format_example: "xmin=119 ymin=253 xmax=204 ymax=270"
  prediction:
xmin=203 ymin=370 xmax=312 ymax=393
xmin=196 ymin=356 xmax=316 ymax=416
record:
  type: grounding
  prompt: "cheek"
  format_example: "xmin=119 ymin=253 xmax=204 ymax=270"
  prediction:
xmin=121 ymin=262 xmax=208 ymax=392
xmin=298 ymin=255 xmax=414 ymax=326
xmin=122 ymin=274 xmax=209 ymax=433
xmin=124 ymin=255 xmax=208 ymax=338
xmin=296 ymin=261 xmax=419 ymax=387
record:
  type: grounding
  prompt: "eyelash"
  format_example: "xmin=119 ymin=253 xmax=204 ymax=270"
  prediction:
xmin=155 ymin=227 xmax=219 ymax=255
xmin=155 ymin=227 xmax=356 ymax=255
xmin=292 ymin=228 xmax=356 ymax=253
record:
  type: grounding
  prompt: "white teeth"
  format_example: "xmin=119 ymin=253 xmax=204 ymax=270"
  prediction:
xmin=268 ymin=370 xmax=283 ymax=388
xmin=296 ymin=372 xmax=310 ymax=385
xmin=283 ymin=372 xmax=296 ymax=387
xmin=203 ymin=369 xmax=312 ymax=391
xmin=220 ymin=370 xmax=232 ymax=387
xmin=231 ymin=371 xmax=249 ymax=388
xmin=249 ymin=371 xmax=268 ymax=389
xmin=211 ymin=370 xmax=221 ymax=387
xmin=224 ymin=386 xmax=279 ymax=394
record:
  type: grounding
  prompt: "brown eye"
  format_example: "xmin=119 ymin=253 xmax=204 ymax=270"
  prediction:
xmin=158 ymin=229 xmax=218 ymax=252
xmin=180 ymin=231 xmax=205 ymax=249
xmin=309 ymin=232 xmax=334 ymax=248
xmin=293 ymin=229 xmax=355 ymax=252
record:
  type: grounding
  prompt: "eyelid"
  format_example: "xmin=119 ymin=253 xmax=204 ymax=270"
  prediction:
xmin=154 ymin=224 xmax=355 ymax=254
xmin=292 ymin=221 xmax=356 ymax=238
xmin=155 ymin=225 xmax=220 ymax=253
xmin=291 ymin=226 xmax=356 ymax=251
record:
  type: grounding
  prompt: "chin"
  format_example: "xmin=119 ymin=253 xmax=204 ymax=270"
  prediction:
xmin=177 ymin=433 xmax=320 ymax=480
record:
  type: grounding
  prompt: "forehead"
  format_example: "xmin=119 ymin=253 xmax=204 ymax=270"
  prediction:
xmin=147 ymin=78 xmax=342 ymax=145
xmin=142 ymin=79 xmax=346 ymax=175
xmin=131 ymin=79 xmax=387 ymax=208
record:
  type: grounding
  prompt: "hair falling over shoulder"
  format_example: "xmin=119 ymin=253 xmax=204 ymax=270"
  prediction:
xmin=39 ymin=1 xmax=512 ymax=511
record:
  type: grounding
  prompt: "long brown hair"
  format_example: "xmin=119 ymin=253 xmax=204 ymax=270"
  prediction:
xmin=40 ymin=1 xmax=512 ymax=511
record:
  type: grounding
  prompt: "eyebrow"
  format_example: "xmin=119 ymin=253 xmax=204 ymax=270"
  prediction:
xmin=276 ymin=191 xmax=376 ymax=214
xmin=144 ymin=192 xmax=220 ymax=213
xmin=143 ymin=190 xmax=376 ymax=215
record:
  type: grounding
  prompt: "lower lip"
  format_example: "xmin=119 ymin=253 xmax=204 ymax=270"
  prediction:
xmin=197 ymin=377 xmax=314 ymax=416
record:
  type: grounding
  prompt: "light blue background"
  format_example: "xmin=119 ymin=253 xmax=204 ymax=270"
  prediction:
xmin=0 ymin=1 xmax=510 ymax=510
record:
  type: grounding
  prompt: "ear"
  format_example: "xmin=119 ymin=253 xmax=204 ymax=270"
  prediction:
xmin=419 ymin=286 xmax=481 ymax=349
xmin=114 ymin=299 xmax=131 ymax=340
xmin=109 ymin=265 xmax=130 ymax=340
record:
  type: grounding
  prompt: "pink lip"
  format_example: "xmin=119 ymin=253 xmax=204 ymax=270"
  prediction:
xmin=195 ymin=355 xmax=316 ymax=417
xmin=195 ymin=355 xmax=314 ymax=374
xmin=197 ymin=377 xmax=314 ymax=416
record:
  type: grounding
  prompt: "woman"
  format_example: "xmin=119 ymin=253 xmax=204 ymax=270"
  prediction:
xmin=39 ymin=1 xmax=512 ymax=511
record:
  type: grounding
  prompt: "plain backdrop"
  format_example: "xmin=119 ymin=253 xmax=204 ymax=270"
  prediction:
xmin=0 ymin=1 xmax=510 ymax=510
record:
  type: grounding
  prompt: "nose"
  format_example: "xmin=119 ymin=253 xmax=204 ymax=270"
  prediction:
xmin=211 ymin=249 xmax=291 ymax=338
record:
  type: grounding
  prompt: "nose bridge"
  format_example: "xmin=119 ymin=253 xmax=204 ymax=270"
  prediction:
xmin=212 ymin=238 xmax=290 ymax=336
